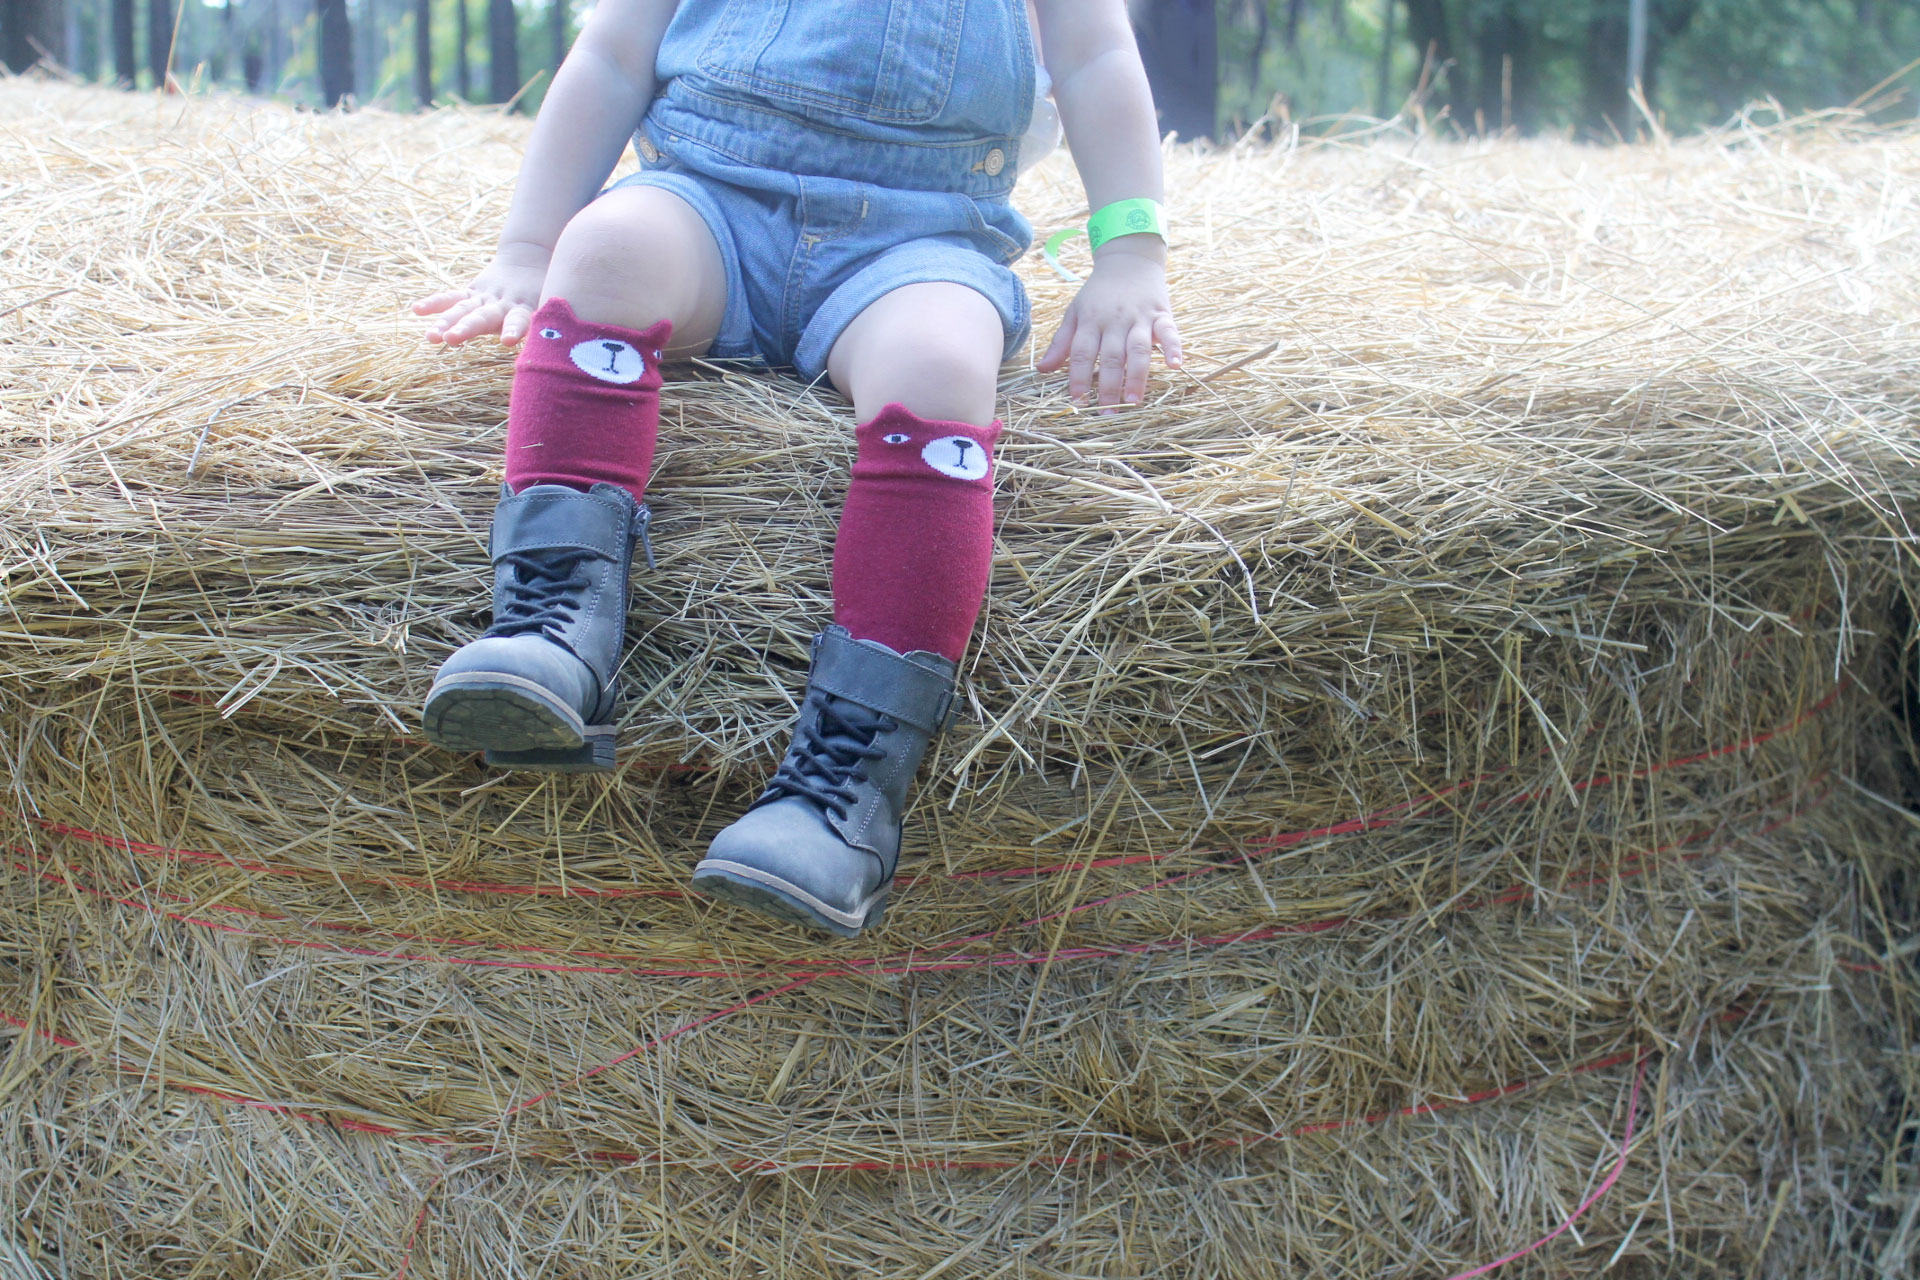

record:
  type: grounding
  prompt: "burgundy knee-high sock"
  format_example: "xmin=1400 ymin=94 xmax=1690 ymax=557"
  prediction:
xmin=502 ymin=298 xmax=670 ymax=503
xmin=832 ymin=403 xmax=1001 ymax=662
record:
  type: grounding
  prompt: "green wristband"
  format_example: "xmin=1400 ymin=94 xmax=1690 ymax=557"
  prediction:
xmin=1040 ymin=199 xmax=1168 ymax=283
xmin=1085 ymin=198 xmax=1165 ymax=252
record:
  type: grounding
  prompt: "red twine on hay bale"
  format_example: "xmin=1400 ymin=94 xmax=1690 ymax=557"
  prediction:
xmin=0 ymin=676 xmax=1856 ymax=1277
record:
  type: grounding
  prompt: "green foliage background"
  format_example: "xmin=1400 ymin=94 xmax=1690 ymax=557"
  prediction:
xmin=39 ymin=0 xmax=1920 ymax=134
xmin=1222 ymin=0 xmax=1920 ymax=136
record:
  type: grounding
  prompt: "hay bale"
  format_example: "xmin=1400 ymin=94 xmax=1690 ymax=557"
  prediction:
xmin=2 ymin=82 xmax=1917 ymax=1276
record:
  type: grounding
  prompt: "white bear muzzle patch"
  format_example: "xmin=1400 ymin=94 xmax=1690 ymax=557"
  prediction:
xmin=570 ymin=338 xmax=646 ymax=384
xmin=921 ymin=435 xmax=990 ymax=481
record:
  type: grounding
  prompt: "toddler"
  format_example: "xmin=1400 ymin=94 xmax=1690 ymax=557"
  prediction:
xmin=415 ymin=0 xmax=1182 ymax=937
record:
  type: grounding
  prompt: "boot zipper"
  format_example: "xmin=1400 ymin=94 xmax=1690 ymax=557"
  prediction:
xmin=634 ymin=503 xmax=656 ymax=570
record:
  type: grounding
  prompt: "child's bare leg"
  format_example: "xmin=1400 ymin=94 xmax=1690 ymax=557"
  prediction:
xmin=539 ymin=186 xmax=728 ymax=358
xmin=691 ymin=282 xmax=1005 ymax=936
xmin=422 ymin=186 xmax=729 ymax=772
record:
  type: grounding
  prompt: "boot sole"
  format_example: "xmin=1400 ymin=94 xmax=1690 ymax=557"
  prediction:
xmin=483 ymin=737 xmax=616 ymax=772
xmin=421 ymin=674 xmax=615 ymax=772
xmin=690 ymin=859 xmax=887 ymax=939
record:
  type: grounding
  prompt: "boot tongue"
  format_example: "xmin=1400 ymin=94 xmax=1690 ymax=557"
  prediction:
xmin=487 ymin=552 xmax=592 ymax=638
xmin=815 ymin=694 xmax=887 ymax=745
xmin=764 ymin=695 xmax=890 ymax=815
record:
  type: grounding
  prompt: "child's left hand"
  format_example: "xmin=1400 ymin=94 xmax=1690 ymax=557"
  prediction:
xmin=1038 ymin=240 xmax=1183 ymax=408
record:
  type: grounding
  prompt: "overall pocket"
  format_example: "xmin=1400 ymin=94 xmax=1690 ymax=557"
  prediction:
xmin=696 ymin=0 xmax=967 ymax=126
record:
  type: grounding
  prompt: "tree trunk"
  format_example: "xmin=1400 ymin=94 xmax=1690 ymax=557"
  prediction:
xmin=549 ymin=0 xmax=564 ymax=74
xmin=3 ymin=0 xmax=70 ymax=72
xmin=1641 ymin=0 xmax=1701 ymax=122
xmin=356 ymin=0 xmax=376 ymax=100
xmin=4 ymin=0 xmax=23 ymax=73
xmin=1244 ymin=0 xmax=1268 ymax=86
xmin=1401 ymin=0 xmax=1464 ymax=121
xmin=1471 ymin=2 xmax=1534 ymax=133
xmin=111 ymin=0 xmax=134 ymax=82
xmin=486 ymin=0 xmax=516 ymax=104
xmin=66 ymin=0 xmax=84 ymax=76
xmin=317 ymin=0 xmax=353 ymax=105
xmin=454 ymin=0 xmax=469 ymax=98
xmin=148 ymin=0 xmax=175 ymax=86
xmin=1132 ymin=0 xmax=1216 ymax=141
xmin=413 ymin=0 xmax=431 ymax=105
xmin=1578 ymin=6 xmax=1626 ymax=136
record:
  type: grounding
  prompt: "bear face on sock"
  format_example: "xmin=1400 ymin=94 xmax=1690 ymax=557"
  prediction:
xmin=874 ymin=424 xmax=992 ymax=481
xmin=526 ymin=302 xmax=660 ymax=386
xmin=504 ymin=298 xmax=672 ymax=503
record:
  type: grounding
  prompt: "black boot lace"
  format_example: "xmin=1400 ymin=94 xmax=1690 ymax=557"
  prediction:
xmin=485 ymin=552 xmax=593 ymax=640
xmin=763 ymin=697 xmax=893 ymax=820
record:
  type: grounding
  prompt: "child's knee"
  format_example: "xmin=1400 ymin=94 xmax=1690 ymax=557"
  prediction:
xmin=851 ymin=334 xmax=999 ymax=425
xmin=900 ymin=324 xmax=1000 ymax=387
xmin=830 ymin=283 xmax=1004 ymax=424
xmin=545 ymin=189 xmax=725 ymax=342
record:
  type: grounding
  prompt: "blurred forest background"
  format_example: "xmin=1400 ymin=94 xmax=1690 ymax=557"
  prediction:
xmin=0 ymin=0 xmax=1916 ymax=140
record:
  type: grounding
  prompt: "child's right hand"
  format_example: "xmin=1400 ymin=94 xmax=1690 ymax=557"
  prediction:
xmin=413 ymin=242 xmax=552 ymax=347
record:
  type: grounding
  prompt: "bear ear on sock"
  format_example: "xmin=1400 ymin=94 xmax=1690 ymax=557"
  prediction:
xmin=503 ymin=298 xmax=671 ymax=504
xmin=833 ymin=404 xmax=1002 ymax=663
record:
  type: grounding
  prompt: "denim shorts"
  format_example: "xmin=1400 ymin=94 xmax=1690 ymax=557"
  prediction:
xmin=605 ymin=156 xmax=1030 ymax=382
xmin=604 ymin=0 xmax=1038 ymax=382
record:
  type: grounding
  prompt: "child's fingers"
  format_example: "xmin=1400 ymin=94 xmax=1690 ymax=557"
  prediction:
xmin=1097 ymin=325 xmax=1127 ymax=407
xmin=1068 ymin=324 xmax=1099 ymax=402
xmin=1123 ymin=323 xmax=1152 ymax=404
xmin=441 ymin=300 xmax=506 ymax=346
xmin=426 ymin=295 xmax=485 ymax=340
xmin=413 ymin=288 xmax=470 ymax=316
xmin=499 ymin=303 xmax=534 ymax=346
xmin=1037 ymin=310 xmax=1076 ymax=373
xmin=454 ymin=304 xmax=508 ymax=341
xmin=446 ymin=298 xmax=505 ymax=337
xmin=1153 ymin=314 xmax=1184 ymax=370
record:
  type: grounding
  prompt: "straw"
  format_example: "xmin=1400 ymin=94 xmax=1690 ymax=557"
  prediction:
xmin=1 ymin=80 xmax=1917 ymax=1277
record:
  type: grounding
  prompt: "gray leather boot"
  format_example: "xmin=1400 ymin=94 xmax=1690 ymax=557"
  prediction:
xmin=421 ymin=482 xmax=651 ymax=772
xmin=693 ymin=626 xmax=956 ymax=937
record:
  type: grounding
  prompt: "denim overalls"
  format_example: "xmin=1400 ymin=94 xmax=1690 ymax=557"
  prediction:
xmin=607 ymin=0 xmax=1037 ymax=381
